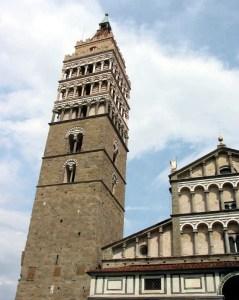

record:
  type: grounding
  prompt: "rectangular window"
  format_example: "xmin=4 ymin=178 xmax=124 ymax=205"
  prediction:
xmin=144 ymin=278 xmax=161 ymax=290
xmin=27 ymin=267 xmax=36 ymax=281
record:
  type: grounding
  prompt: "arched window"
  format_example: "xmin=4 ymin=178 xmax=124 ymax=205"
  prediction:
xmin=68 ymin=133 xmax=83 ymax=153
xmin=113 ymin=141 xmax=119 ymax=164
xmin=220 ymin=166 xmax=231 ymax=175
xmin=64 ymin=160 xmax=77 ymax=183
xmin=66 ymin=127 xmax=84 ymax=154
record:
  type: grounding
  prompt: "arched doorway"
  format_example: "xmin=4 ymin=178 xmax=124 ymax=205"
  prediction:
xmin=222 ymin=274 xmax=239 ymax=300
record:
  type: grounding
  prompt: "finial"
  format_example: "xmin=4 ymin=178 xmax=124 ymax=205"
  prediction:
xmin=170 ymin=159 xmax=177 ymax=173
xmin=101 ymin=13 xmax=109 ymax=23
xmin=99 ymin=13 xmax=111 ymax=31
xmin=217 ymin=135 xmax=226 ymax=148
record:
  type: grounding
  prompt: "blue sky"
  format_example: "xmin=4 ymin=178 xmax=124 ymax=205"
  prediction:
xmin=1 ymin=0 xmax=239 ymax=299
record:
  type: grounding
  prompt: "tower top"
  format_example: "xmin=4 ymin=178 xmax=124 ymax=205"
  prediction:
xmin=217 ymin=135 xmax=226 ymax=148
xmin=99 ymin=13 xmax=111 ymax=29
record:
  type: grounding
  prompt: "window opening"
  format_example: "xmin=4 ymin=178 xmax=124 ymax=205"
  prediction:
xmin=88 ymin=64 xmax=93 ymax=74
xmin=55 ymin=254 xmax=59 ymax=265
xmin=220 ymin=166 xmax=231 ymax=175
xmin=145 ymin=278 xmax=161 ymax=290
xmin=85 ymin=84 xmax=91 ymax=96
xmin=64 ymin=161 xmax=76 ymax=183
xmin=113 ymin=142 xmax=119 ymax=163
xmin=80 ymin=66 xmax=85 ymax=75
xmin=140 ymin=245 xmax=148 ymax=256
xmin=80 ymin=106 xmax=87 ymax=118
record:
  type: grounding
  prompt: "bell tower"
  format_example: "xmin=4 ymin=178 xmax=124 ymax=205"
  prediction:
xmin=15 ymin=14 xmax=130 ymax=300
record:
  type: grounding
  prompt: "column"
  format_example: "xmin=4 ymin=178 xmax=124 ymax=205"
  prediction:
xmin=86 ymin=105 xmax=90 ymax=117
xmin=109 ymin=59 xmax=113 ymax=69
xmin=92 ymin=63 xmax=96 ymax=73
xmin=78 ymin=106 xmax=82 ymax=118
xmin=135 ymin=237 xmax=139 ymax=258
xmin=193 ymin=230 xmax=198 ymax=255
xmin=204 ymin=191 xmax=209 ymax=212
xmin=219 ymin=189 xmax=223 ymax=210
xmin=90 ymin=83 xmax=93 ymax=95
xmin=202 ymin=161 xmax=206 ymax=176
xmin=69 ymin=68 xmax=73 ymax=78
xmin=158 ymin=227 xmax=163 ymax=257
xmin=101 ymin=61 xmax=104 ymax=71
xmin=81 ymin=85 xmax=85 ymax=97
xmin=107 ymin=80 xmax=111 ymax=91
xmin=215 ymin=154 xmax=219 ymax=175
xmin=76 ymin=67 xmax=80 ymax=77
xmin=73 ymin=86 xmax=77 ymax=98
xmin=84 ymin=65 xmax=88 ymax=75
xmin=122 ymin=243 xmax=126 ymax=258
xmin=105 ymin=100 xmax=109 ymax=114
xmin=208 ymin=229 xmax=213 ymax=254
xmin=69 ymin=108 xmax=73 ymax=120
xmin=147 ymin=232 xmax=151 ymax=257
xmin=95 ymin=101 xmax=100 ymax=115
xmin=65 ymin=88 xmax=69 ymax=99
xmin=191 ymin=192 xmax=195 ymax=213
xmin=51 ymin=111 xmax=56 ymax=123
xmin=99 ymin=81 xmax=102 ymax=93
xmin=60 ymin=109 xmax=64 ymax=121
xmin=228 ymin=152 xmax=234 ymax=173
xmin=224 ymin=229 xmax=230 ymax=254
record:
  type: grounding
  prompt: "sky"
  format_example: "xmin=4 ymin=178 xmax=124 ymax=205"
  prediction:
xmin=1 ymin=0 xmax=239 ymax=298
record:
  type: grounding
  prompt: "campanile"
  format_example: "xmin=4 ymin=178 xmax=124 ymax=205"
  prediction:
xmin=15 ymin=14 xmax=130 ymax=300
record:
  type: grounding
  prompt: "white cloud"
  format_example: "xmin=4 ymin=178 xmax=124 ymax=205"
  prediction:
xmin=1 ymin=0 xmax=239 ymax=299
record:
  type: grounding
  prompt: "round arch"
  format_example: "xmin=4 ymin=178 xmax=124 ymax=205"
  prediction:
xmin=219 ymin=272 xmax=239 ymax=300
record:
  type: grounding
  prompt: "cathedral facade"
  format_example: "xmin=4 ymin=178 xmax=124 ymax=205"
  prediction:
xmin=15 ymin=15 xmax=239 ymax=300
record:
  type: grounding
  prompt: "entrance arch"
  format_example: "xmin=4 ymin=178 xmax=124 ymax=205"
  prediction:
xmin=220 ymin=273 xmax=239 ymax=300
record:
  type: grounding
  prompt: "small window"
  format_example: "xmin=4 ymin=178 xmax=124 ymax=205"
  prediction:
xmin=113 ymin=141 xmax=119 ymax=163
xmin=219 ymin=166 xmax=231 ymax=175
xmin=64 ymin=161 xmax=76 ymax=183
xmin=145 ymin=278 xmax=161 ymax=290
xmin=69 ymin=133 xmax=83 ymax=153
xmin=140 ymin=244 xmax=148 ymax=256
xmin=27 ymin=267 xmax=36 ymax=281
xmin=80 ymin=106 xmax=87 ymax=118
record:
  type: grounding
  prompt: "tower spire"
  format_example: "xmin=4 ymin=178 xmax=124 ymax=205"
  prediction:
xmin=99 ymin=13 xmax=111 ymax=31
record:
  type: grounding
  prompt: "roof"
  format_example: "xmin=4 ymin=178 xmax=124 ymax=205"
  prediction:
xmin=102 ymin=218 xmax=171 ymax=250
xmin=88 ymin=260 xmax=239 ymax=274
xmin=170 ymin=146 xmax=239 ymax=178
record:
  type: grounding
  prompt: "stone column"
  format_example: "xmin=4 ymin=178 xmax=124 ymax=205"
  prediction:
xmin=193 ymin=230 xmax=198 ymax=255
xmin=147 ymin=232 xmax=151 ymax=257
xmin=101 ymin=61 xmax=104 ymax=71
xmin=228 ymin=152 xmax=234 ymax=173
xmin=158 ymin=227 xmax=163 ymax=257
xmin=109 ymin=59 xmax=113 ymax=69
xmin=84 ymin=65 xmax=88 ymax=75
xmin=86 ymin=105 xmax=90 ymax=117
xmin=60 ymin=110 xmax=64 ymax=121
xmin=81 ymin=85 xmax=85 ymax=97
xmin=77 ymin=67 xmax=80 ymax=77
xmin=51 ymin=111 xmax=56 ymax=123
xmin=99 ymin=81 xmax=102 ymax=93
xmin=202 ymin=161 xmax=206 ymax=176
xmin=69 ymin=108 xmax=73 ymax=120
xmin=224 ymin=229 xmax=230 ymax=254
xmin=215 ymin=154 xmax=219 ymax=175
xmin=90 ymin=83 xmax=93 ymax=95
xmin=208 ymin=229 xmax=213 ymax=255
xmin=219 ymin=189 xmax=223 ymax=210
xmin=204 ymin=191 xmax=209 ymax=212
xmin=77 ymin=106 xmax=82 ymax=118
xmin=122 ymin=243 xmax=126 ymax=258
xmin=191 ymin=192 xmax=195 ymax=213
xmin=135 ymin=237 xmax=139 ymax=258
xmin=69 ymin=68 xmax=73 ymax=78
xmin=73 ymin=86 xmax=77 ymax=98
xmin=65 ymin=88 xmax=69 ymax=99
xmin=93 ymin=63 xmax=96 ymax=73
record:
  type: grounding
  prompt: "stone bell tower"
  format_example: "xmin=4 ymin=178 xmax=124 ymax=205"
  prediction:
xmin=15 ymin=14 xmax=130 ymax=300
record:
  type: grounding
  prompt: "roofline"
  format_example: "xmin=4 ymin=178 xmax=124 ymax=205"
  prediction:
xmin=102 ymin=218 xmax=171 ymax=250
xmin=169 ymin=146 xmax=239 ymax=178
